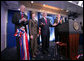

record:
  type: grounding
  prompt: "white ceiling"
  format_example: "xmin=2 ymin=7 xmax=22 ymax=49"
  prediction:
xmin=1 ymin=1 xmax=19 ymax=10
xmin=68 ymin=1 xmax=83 ymax=7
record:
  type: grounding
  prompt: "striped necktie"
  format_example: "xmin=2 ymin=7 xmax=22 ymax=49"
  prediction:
xmin=45 ymin=18 xmax=47 ymax=24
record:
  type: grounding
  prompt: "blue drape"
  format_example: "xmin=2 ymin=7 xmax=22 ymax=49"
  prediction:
xmin=7 ymin=10 xmax=20 ymax=48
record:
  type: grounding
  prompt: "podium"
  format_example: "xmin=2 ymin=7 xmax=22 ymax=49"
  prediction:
xmin=56 ymin=22 xmax=79 ymax=60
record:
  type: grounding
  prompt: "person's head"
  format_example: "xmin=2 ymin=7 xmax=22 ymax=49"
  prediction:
xmin=42 ymin=12 xmax=47 ymax=18
xmin=56 ymin=17 xmax=58 ymax=19
xmin=31 ymin=12 xmax=36 ymax=19
xmin=20 ymin=5 xmax=26 ymax=13
xmin=55 ymin=17 xmax=58 ymax=23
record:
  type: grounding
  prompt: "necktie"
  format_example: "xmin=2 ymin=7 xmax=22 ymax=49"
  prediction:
xmin=45 ymin=18 xmax=47 ymax=24
xmin=21 ymin=13 xmax=25 ymax=30
xmin=21 ymin=13 xmax=24 ymax=18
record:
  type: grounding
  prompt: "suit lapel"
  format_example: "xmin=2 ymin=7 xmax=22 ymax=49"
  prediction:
xmin=18 ymin=12 xmax=21 ymax=19
xmin=19 ymin=12 xmax=26 ymax=19
xmin=42 ymin=18 xmax=46 ymax=24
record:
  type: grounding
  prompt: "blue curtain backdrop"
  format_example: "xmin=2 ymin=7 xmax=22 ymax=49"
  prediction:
xmin=7 ymin=10 xmax=20 ymax=48
xmin=27 ymin=11 xmax=31 ymax=59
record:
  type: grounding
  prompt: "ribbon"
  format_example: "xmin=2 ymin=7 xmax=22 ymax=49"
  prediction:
xmin=14 ymin=27 xmax=30 ymax=60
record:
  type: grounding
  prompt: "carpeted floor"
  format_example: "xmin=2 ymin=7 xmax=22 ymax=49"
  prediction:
xmin=1 ymin=41 xmax=83 ymax=60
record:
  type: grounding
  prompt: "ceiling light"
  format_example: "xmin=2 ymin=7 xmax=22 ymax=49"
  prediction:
xmin=43 ymin=5 xmax=60 ymax=10
xmin=66 ymin=10 xmax=69 ymax=12
xmin=68 ymin=1 xmax=72 ymax=3
xmin=31 ymin=1 xmax=34 ymax=4
xmin=43 ymin=4 xmax=45 ymax=6
xmin=18 ymin=8 xmax=20 ymax=10
xmin=78 ymin=1 xmax=83 ymax=6
xmin=61 ymin=9 xmax=63 ymax=10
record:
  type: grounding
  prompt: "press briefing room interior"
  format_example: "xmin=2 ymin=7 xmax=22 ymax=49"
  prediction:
xmin=1 ymin=1 xmax=83 ymax=60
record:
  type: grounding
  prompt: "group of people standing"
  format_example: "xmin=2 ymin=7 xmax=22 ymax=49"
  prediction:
xmin=12 ymin=5 xmax=62 ymax=60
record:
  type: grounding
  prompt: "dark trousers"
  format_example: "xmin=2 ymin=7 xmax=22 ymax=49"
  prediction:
xmin=16 ymin=37 xmax=20 ymax=60
xmin=55 ymin=30 xmax=59 ymax=42
xmin=37 ymin=36 xmax=40 ymax=46
xmin=41 ymin=34 xmax=49 ymax=52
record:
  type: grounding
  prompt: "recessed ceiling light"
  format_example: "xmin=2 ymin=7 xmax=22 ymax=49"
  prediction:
xmin=31 ymin=1 xmax=34 ymax=4
xmin=78 ymin=1 xmax=83 ymax=6
xmin=18 ymin=8 xmax=20 ymax=10
xmin=61 ymin=9 xmax=63 ymax=10
xmin=43 ymin=4 xmax=45 ymax=6
xmin=68 ymin=1 xmax=72 ymax=3
xmin=66 ymin=10 xmax=69 ymax=12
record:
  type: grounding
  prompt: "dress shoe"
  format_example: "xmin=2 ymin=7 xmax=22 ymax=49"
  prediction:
xmin=42 ymin=50 xmax=47 ymax=54
xmin=32 ymin=54 xmax=36 ymax=58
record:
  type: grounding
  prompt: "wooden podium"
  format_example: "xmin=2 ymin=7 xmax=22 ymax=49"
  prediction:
xmin=56 ymin=22 xmax=79 ymax=60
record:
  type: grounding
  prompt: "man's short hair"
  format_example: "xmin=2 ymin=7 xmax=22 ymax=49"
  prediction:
xmin=31 ymin=11 xmax=36 ymax=15
xmin=20 ymin=5 xmax=26 ymax=8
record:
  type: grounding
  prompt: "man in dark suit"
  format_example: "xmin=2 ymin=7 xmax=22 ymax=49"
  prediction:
xmin=12 ymin=5 xmax=28 ymax=59
xmin=39 ymin=12 xmax=57 ymax=54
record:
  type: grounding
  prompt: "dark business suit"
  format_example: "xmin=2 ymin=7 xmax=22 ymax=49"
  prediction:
xmin=39 ymin=17 xmax=53 ymax=53
xmin=12 ymin=12 xmax=28 ymax=59
xmin=54 ymin=19 xmax=61 ymax=42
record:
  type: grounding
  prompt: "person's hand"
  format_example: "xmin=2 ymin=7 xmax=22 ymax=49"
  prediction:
xmin=39 ymin=27 xmax=41 ymax=30
xmin=20 ymin=18 xmax=25 ymax=22
xmin=53 ymin=23 xmax=57 ymax=26
xmin=39 ymin=27 xmax=41 ymax=35
xmin=37 ymin=34 xmax=39 ymax=37
xmin=41 ymin=22 xmax=45 ymax=26
xmin=21 ymin=18 xmax=27 ymax=22
xmin=30 ymin=35 xmax=33 ymax=40
xmin=60 ymin=20 xmax=62 ymax=24
xmin=24 ymin=18 xmax=27 ymax=22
